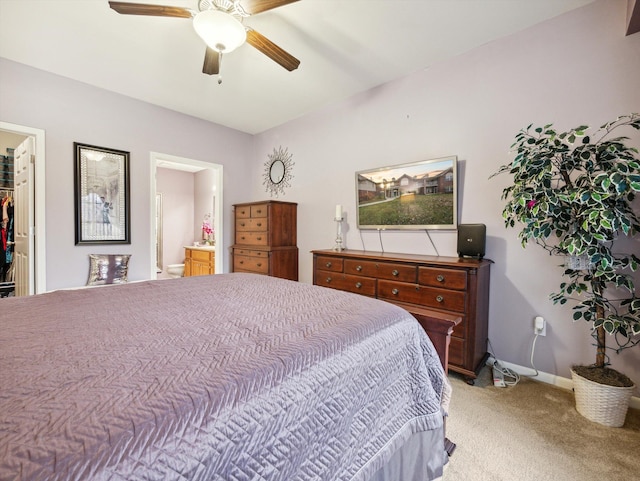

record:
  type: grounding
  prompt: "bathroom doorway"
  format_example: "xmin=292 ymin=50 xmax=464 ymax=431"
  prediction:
xmin=150 ymin=152 xmax=223 ymax=279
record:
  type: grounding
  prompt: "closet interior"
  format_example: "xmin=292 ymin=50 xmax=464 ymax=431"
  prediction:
xmin=1 ymin=147 xmax=14 ymax=297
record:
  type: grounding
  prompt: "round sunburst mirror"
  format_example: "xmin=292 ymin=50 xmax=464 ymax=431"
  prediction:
xmin=263 ymin=146 xmax=294 ymax=197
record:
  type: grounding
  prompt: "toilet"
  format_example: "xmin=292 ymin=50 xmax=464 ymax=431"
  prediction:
xmin=166 ymin=264 xmax=185 ymax=278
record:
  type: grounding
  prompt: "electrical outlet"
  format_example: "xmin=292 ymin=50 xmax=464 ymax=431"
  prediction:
xmin=534 ymin=316 xmax=546 ymax=336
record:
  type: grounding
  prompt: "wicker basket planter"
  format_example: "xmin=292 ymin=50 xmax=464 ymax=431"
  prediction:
xmin=571 ymin=369 xmax=635 ymax=427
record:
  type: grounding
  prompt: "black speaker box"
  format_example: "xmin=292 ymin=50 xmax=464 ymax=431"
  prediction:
xmin=457 ymin=224 xmax=486 ymax=259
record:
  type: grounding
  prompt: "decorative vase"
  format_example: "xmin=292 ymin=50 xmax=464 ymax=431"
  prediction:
xmin=571 ymin=369 xmax=635 ymax=427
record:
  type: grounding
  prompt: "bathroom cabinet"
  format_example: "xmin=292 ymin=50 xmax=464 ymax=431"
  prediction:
xmin=231 ymin=201 xmax=298 ymax=281
xmin=184 ymin=246 xmax=215 ymax=277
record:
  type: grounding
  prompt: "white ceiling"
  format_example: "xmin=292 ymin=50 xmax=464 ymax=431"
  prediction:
xmin=0 ymin=0 xmax=597 ymax=134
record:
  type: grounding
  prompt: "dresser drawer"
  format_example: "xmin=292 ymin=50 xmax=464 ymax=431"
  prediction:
xmin=234 ymin=255 xmax=269 ymax=274
xmin=251 ymin=204 xmax=268 ymax=218
xmin=234 ymin=248 xmax=268 ymax=258
xmin=235 ymin=205 xmax=252 ymax=218
xmin=450 ymin=315 xmax=466 ymax=339
xmin=236 ymin=218 xmax=268 ymax=232
xmin=316 ymin=256 xmax=344 ymax=272
xmin=189 ymin=249 xmax=213 ymax=263
xmin=449 ymin=337 xmax=465 ymax=366
xmin=418 ymin=267 xmax=467 ymax=290
xmin=316 ymin=271 xmax=376 ymax=296
xmin=344 ymin=259 xmax=416 ymax=282
xmin=236 ymin=231 xmax=269 ymax=246
xmin=378 ymin=280 xmax=466 ymax=313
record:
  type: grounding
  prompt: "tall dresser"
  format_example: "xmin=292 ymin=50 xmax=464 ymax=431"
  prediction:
xmin=312 ymin=249 xmax=491 ymax=383
xmin=231 ymin=201 xmax=298 ymax=281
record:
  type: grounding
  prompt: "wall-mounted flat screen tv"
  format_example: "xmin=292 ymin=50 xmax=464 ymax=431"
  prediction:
xmin=356 ymin=155 xmax=458 ymax=230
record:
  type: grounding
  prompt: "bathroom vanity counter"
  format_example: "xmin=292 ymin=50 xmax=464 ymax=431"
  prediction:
xmin=184 ymin=246 xmax=215 ymax=277
xmin=185 ymin=245 xmax=216 ymax=252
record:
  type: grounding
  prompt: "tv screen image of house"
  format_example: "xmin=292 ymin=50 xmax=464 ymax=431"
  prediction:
xmin=356 ymin=156 xmax=458 ymax=230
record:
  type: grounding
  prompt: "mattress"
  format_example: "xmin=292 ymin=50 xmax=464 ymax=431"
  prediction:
xmin=0 ymin=273 xmax=449 ymax=480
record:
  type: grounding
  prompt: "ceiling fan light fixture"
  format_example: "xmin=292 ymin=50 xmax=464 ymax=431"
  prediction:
xmin=193 ymin=10 xmax=246 ymax=53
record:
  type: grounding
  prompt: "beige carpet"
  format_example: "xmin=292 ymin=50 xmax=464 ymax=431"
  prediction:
xmin=443 ymin=366 xmax=640 ymax=481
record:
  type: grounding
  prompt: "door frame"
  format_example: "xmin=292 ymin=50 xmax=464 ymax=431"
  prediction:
xmin=0 ymin=121 xmax=46 ymax=294
xmin=149 ymin=152 xmax=223 ymax=279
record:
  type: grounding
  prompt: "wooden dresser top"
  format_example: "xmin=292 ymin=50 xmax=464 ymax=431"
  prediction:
xmin=312 ymin=249 xmax=492 ymax=268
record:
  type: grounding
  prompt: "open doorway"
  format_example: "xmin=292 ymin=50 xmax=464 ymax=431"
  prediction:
xmin=0 ymin=122 xmax=46 ymax=296
xmin=150 ymin=152 xmax=223 ymax=280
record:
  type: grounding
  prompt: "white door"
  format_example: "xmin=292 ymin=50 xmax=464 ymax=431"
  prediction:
xmin=13 ymin=137 xmax=35 ymax=296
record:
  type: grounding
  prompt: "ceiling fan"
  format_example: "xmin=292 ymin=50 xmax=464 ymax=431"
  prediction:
xmin=108 ymin=0 xmax=301 ymax=82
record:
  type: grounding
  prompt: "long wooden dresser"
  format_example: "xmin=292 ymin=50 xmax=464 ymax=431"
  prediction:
xmin=312 ymin=249 xmax=492 ymax=383
xmin=231 ymin=201 xmax=298 ymax=281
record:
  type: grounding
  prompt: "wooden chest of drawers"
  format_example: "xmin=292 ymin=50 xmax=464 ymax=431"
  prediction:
xmin=232 ymin=201 xmax=298 ymax=281
xmin=313 ymin=249 xmax=492 ymax=382
xmin=184 ymin=247 xmax=215 ymax=277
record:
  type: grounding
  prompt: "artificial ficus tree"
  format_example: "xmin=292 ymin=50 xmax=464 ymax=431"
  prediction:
xmin=492 ymin=114 xmax=640 ymax=378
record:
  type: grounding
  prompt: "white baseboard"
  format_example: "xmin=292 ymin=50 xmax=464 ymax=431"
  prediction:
xmin=499 ymin=360 xmax=640 ymax=411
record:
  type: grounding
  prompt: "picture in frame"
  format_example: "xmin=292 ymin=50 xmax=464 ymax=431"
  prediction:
xmin=74 ymin=142 xmax=131 ymax=245
xmin=356 ymin=155 xmax=458 ymax=230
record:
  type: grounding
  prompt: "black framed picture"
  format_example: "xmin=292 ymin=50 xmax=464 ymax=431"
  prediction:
xmin=74 ymin=142 xmax=131 ymax=245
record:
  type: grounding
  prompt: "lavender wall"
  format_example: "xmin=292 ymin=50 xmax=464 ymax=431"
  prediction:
xmin=253 ymin=0 xmax=640 ymax=390
xmin=0 ymin=58 xmax=253 ymax=289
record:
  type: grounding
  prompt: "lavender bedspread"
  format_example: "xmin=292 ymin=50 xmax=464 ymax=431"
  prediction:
xmin=0 ymin=274 xmax=448 ymax=481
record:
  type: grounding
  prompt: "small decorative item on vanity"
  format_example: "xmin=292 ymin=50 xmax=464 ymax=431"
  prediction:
xmin=333 ymin=204 xmax=344 ymax=251
xmin=491 ymin=114 xmax=640 ymax=427
xmin=201 ymin=213 xmax=215 ymax=246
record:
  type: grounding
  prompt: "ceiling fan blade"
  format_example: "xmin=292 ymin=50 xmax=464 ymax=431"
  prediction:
xmin=202 ymin=47 xmax=220 ymax=75
xmin=108 ymin=1 xmax=192 ymax=18
xmin=238 ymin=0 xmax=300 ymax=15
xmin=246 ymin=29 xmax=300 ymax=71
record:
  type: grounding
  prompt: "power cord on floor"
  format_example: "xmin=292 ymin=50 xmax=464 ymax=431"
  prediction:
xmin=487 ymin=339 xmax=520 ymax=387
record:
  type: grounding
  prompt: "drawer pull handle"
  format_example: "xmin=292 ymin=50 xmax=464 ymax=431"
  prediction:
xmin=392 ymin=269 xmax=399 ymax=276
xmin=241 ymin=236 xmax=246 ymax=240
xmin=326 ymin=277 xmax=332 ymax=283
xmin=239 ymin=261 xmax=244 ymax=265
xmin=240 ymin=222 xmax=245 ymax=227
xmin=436 ymin=295 xmax=444 ymax=303
xmin=392 ymin=288 xmax=399 ymax=295
xmin=355 ymin=282 xmax=362 ymax=288
xmin=437 ymin=275 xmax=445 ymax=282
xmin=257 ymin=263 xmax=262 ymax=267
xmin=257 ymin=223 xmax=262 ymax=227
xmin=356 ymin=265 xmax=362 ymax=272
xmin=326 ymin=262 xmax=332 ymax=268
xmin=256 ymin=209 xmax=262 ymax=214
xmin=257 ymin=237 xmax=262 ymax=241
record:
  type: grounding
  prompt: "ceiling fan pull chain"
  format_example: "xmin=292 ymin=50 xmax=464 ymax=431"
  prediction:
xmin=218 ymin=53 xmax=224 ymax=84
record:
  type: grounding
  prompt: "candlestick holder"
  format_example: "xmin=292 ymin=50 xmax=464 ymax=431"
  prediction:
xmin=333 ymin=216 xmax=344 ymax=251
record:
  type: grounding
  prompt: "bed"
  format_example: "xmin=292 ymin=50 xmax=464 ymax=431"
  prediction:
xmin=0 ymin=273 xmax=450 ymax=481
